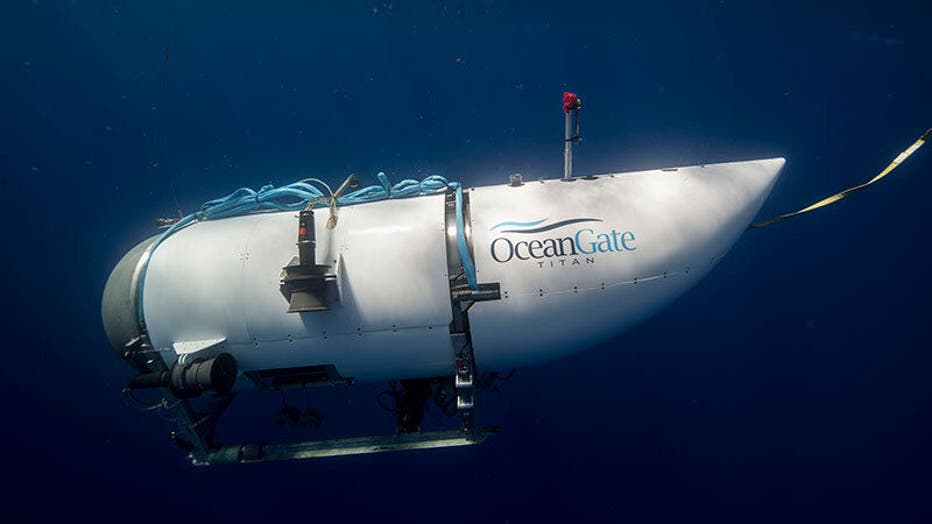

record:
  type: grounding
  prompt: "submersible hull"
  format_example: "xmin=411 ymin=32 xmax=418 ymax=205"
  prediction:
xmin=103 ymin=158 xmax=784 ymax=388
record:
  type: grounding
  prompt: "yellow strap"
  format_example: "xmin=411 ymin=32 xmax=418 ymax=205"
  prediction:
xmin=750 ymin=128 xmax=931 ymax=228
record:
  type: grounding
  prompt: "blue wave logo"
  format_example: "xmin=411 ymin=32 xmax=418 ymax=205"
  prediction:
xmin=489 ymin=217 xmax=603 ymax=234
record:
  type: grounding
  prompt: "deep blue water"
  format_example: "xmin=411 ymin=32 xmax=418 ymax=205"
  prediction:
xmin=3 ymin=1 xmax=931 ymax=522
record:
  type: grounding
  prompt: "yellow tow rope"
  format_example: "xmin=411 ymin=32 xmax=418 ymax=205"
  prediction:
xmin=750 ymin=128 xmax=931 ymax=228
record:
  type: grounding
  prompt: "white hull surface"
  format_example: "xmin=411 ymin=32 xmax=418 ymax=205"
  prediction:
xmin=136 ymin=158 xmax=784 ymax=386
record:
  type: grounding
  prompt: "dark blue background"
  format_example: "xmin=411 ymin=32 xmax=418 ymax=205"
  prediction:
xmin=2 ymin=1 xmax=931 ymax=522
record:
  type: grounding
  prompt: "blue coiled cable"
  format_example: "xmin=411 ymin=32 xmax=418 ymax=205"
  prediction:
xmin=136 ymin=172 xmax=478 ymax=327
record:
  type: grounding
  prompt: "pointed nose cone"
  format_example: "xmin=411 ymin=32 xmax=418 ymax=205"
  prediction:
xmin=698 ymin=156 xmax=785 ymax=247
xmin=674 ymin=158 xmax=786 ymax=257
xmin=731 ymin=157 xmax=785 ymax=220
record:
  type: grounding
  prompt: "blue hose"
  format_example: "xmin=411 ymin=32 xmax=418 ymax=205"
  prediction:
xmin=136 ymin=173 xmax=478 ymax=327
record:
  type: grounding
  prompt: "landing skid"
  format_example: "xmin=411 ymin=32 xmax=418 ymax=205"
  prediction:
xmin=201 ymin=428 xmax=495 ymax=465
xmin=175 ymin=379 xmax=492 ymax=465
xmin=142 ymin=372 xmax=494 ymax=465
xmin=186 ymin=369 xmax=492 ymax=465
xmin=131 ymin=344 xmax=493 ymax=465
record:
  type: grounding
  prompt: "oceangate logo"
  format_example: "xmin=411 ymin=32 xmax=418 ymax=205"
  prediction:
xmin=488 ymin=218 xmax=637 ymax=268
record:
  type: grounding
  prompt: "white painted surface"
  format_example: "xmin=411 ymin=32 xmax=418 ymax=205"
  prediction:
xmin=467 ymin=158 xmax=784 ymax=369
xmin=143 ymin=194 xmax=454 ymax=382
xmin=141 ymin=158 xmax=783 ymax=385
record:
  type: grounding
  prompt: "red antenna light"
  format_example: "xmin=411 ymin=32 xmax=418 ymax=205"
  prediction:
xmin=563 ymin=92 xmax=581 ymax=113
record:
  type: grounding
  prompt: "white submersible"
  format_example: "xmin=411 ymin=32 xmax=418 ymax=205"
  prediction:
xmin=102 ymin=93 xmax=785 ymax=464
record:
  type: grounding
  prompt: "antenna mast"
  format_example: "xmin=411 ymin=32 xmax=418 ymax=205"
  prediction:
xmin=563 ymin=92 xmax=582 ymax=181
